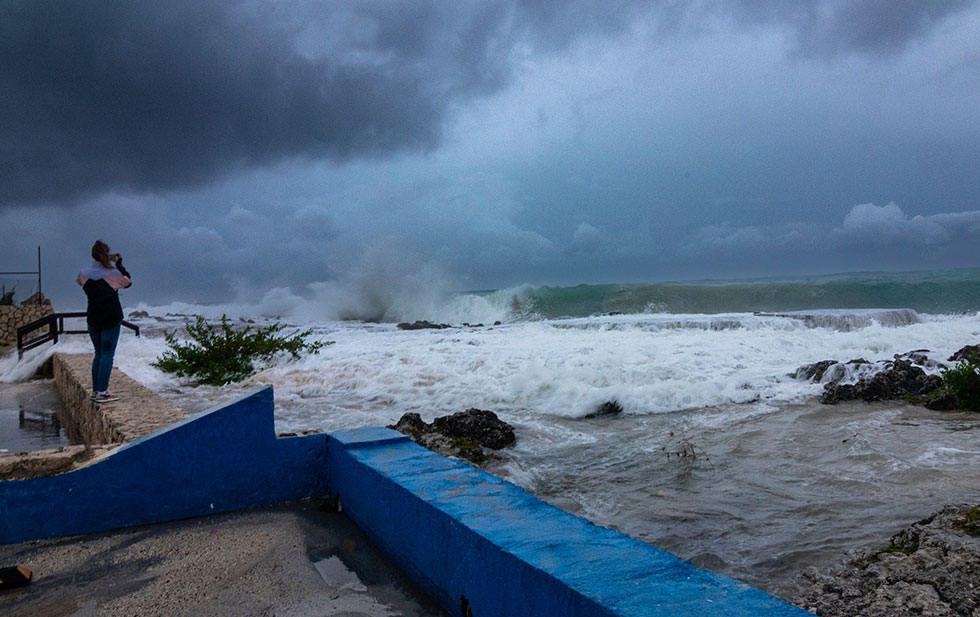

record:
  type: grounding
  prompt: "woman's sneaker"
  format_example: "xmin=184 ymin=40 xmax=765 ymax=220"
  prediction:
xmin=93 ymin=392 xmax=119 ymax=403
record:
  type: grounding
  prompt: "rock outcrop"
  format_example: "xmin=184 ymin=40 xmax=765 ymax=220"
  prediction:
xmin=794 ymin=504 xmax=980 ymax=617
xmin=793 ymin=347 xmax=980 ymax=409
xmin=388 ymin=408 xmax=516 ymax=465
xmin=820 ymin=358 xmax=944 ymax=405
xmin=396 ymin=320 xmax=451 ymax=330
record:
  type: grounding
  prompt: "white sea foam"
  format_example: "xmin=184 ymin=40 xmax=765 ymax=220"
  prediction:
xmin=3 ymin=303 xmax=978 ymax=594
xmin=5 ymin=307 xmax=966 ymax=433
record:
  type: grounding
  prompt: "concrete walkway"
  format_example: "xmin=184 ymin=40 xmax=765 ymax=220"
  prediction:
xmin=53 ymin=353 xmax=187 ymax=444
xmin=0 ymin=501 xmax=448 ymax=617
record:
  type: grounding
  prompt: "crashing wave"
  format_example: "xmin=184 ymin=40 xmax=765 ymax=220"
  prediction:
xmin=753 ymin=308 xmax=920 ymax=331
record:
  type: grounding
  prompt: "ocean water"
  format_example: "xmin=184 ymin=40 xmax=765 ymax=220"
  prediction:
xmin=3 ymin=269 xmax=980 ymax=600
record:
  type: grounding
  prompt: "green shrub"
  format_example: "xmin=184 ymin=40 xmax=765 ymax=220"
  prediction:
xmin=152 ymin=315 xmax=327 ymax=386
xmin=940 ymin=353 xmax=980 ymax=412
xmin=0 ymin=287 xmax=14 ymax=306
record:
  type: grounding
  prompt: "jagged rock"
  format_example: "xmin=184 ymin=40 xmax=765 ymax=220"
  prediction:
xmin=794 ymin=359 xmax=872 ymax=383
xmin=821 ymin=359 xmax=943 ymax=405
xmin=793 ymin=360 xmax=838 ymax=382
xmin=949 ymin=344 xmax=980 ymax=363
xmin=895 ymin=349 xmax=936 ymax=368
xmin=388 ymin=408 xmax=516 ymax=465
xmin=388 ymin=412 xmax=428 ymax=439
xmin=584 ymin=400 xmax=623 ymax=418
xmin=396 ymin=320 xmax=451 ymax=330
xmin=793 ymin=504 xmax=980 ymax=617
xmin=431 ymin=408 xmax=516 ymax=450
xmin=923 ymin=390 xmax=959 ymax=411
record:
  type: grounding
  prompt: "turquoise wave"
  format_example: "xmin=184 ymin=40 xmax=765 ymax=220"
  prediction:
xmin=501 ymin=269 xmax=980 ymax=319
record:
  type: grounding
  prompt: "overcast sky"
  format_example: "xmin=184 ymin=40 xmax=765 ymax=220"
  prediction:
xmin=2 ymin=0 xmax=979 ymax=313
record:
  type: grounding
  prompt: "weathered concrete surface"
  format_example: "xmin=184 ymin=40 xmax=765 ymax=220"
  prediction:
xmin=0 ymin=444 xmax=119 ymax=481
xmin=328 ymin=427 xmax=811 ymax=617
xmin=0 ymin=353 xmax=187 ymax=480
xmin=0 ymin=388 xmax=329 ymax=544
xmin=53 ymin=352 xmax=187 ymax=444
xmin=0 ymin=501 xmax=448 ymax=617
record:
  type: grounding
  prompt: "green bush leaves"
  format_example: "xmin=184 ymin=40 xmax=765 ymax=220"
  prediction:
xmin=940 ymin=352 xmax=980 ymax=412
xmin=152 ymin=315 xmax=327 ymax=386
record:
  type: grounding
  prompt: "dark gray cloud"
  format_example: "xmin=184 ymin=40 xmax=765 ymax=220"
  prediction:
xmin=0 ymin=0 xmax=517 ymax=205
xmin=729 ymin=0 xmax=976 ymax=56
xmin=1 ymin=0 xmax=975 ymax=207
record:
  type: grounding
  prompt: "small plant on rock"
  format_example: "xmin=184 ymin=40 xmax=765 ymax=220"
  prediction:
xmin=940 ymin=352 xmax=980 ymax=412
xmin=152 ymin=315 xmax=327 ymax=386
xmin=952 ymin=504 xmax=980 ymax=537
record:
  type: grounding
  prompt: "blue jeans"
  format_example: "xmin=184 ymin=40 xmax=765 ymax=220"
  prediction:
xmin=88 ymin=323 xmax=121 ymax=392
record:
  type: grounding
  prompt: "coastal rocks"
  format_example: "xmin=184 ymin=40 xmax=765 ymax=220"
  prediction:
xmin=388 ymin=409 xmax=516 ymax=465
xmin=396 ymin=320 xmax=502 ymax=330
xmin=794 ymin=504 xmax=980 ymax=617
xmin=584 ymin=400 xmax=623 ymax=418
xmin=794 ymin=352 xmax=948 ymax=406
xmin=396 ymin=320 xmax=451 ymax=330
xmin=949 ymin=344 xmax=980 ymax=363
xmin=820 ymin=359 xmax=944 ymax=405
xmin=793 ymin=359 xmax=871 ymax=383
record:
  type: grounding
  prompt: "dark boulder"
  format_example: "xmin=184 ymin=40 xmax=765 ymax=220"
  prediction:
xmin=894 ymin=349 xmax=935 ymax=368
xmin=431 ymin=408 xmax=516 ymax=450
xmin=397 ymin=320 xmax=451 ymax=330
xmin=388 ymin=408 xmax=516 ymax=465
xmin=923 ymin=390 xmax=959 ymax=411
xmin=949 ymin=344 xmax=980 ymax=363
xmin=584 ymin=400 xmax=623 ymax=418
xmin=793 ymin=360 xmax=838 ymax=382
xmin=388 ymin=412 xmax=428 ymax=439
xmin=821 ymin=359 xmax=943 ymax=405
xmin=794 ymin=359 xmax=872 ymax=383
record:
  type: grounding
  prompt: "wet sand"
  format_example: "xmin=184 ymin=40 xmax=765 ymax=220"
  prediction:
xmin=0 ymin=500 xmax=448 ymax=617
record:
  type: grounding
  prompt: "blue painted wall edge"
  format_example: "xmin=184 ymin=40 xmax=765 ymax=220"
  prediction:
xmin=0 ymin=387 xmax=329 ymax=544
xmin=327 ymin=427 xmax=811 ymax=617
xmin=1 ymin=388 xmax=810 ymax=616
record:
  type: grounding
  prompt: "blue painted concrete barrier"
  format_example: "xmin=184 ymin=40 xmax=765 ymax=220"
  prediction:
xmin=2 ymin=387 xmax=809 ymax=616
xmin=327 ymin=427 xmax=810 ymax=617
xmin=0 ymin=387 xmax=328 ymax=544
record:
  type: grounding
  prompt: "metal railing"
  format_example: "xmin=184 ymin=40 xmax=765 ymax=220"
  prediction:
xmin=17 ymin=312 xmax=140 ymax=358
xmin=1 ymin=246 xmax=43 ymax=305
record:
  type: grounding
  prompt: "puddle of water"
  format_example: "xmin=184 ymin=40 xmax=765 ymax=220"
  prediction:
xmin=0 ymin=380 xmax=71 ymax=453
xmin=315 ymin=556 xmax=368 ymax=592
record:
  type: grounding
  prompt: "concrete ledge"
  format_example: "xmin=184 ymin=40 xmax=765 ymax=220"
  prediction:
xmin=0 ymin=353 xmax=188 ymax=480
xmin=327 ymin=428 xmax=809 ymax=617
xmin=0 ymin=444 xmax=118 ymax=480
xmin=2 ymin=373 xmax=808 ymax=615
xmin=53 ymin=352 xmax=187 ymax=444
xmin=0 ymin=387 xmax=329 ymax=544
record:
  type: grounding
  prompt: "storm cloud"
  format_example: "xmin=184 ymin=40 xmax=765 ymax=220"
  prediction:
xmin=2 ymin=1 xmax=979 ymax=309
xmin=1 ymin=1 xmax=516 ymax=204
xmin=3 ymin=0 xmax=974 ymax=206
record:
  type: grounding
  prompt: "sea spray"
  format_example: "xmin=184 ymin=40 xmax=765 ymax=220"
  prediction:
xmin=3 ymin=268 xmax=980 ymax=599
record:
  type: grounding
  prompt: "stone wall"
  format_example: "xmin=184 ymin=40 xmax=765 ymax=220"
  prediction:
xmin=0 ymin=353 xmax=188 ymax=480
xmin=0 ymin=297 xmax=54 ymax=347
xmin=52 ymin=353 xmax=187 ymax=445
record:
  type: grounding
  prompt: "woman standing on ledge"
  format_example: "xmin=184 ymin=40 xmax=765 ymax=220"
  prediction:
xmin=77 ymin=240 xmax=132 ymax=403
